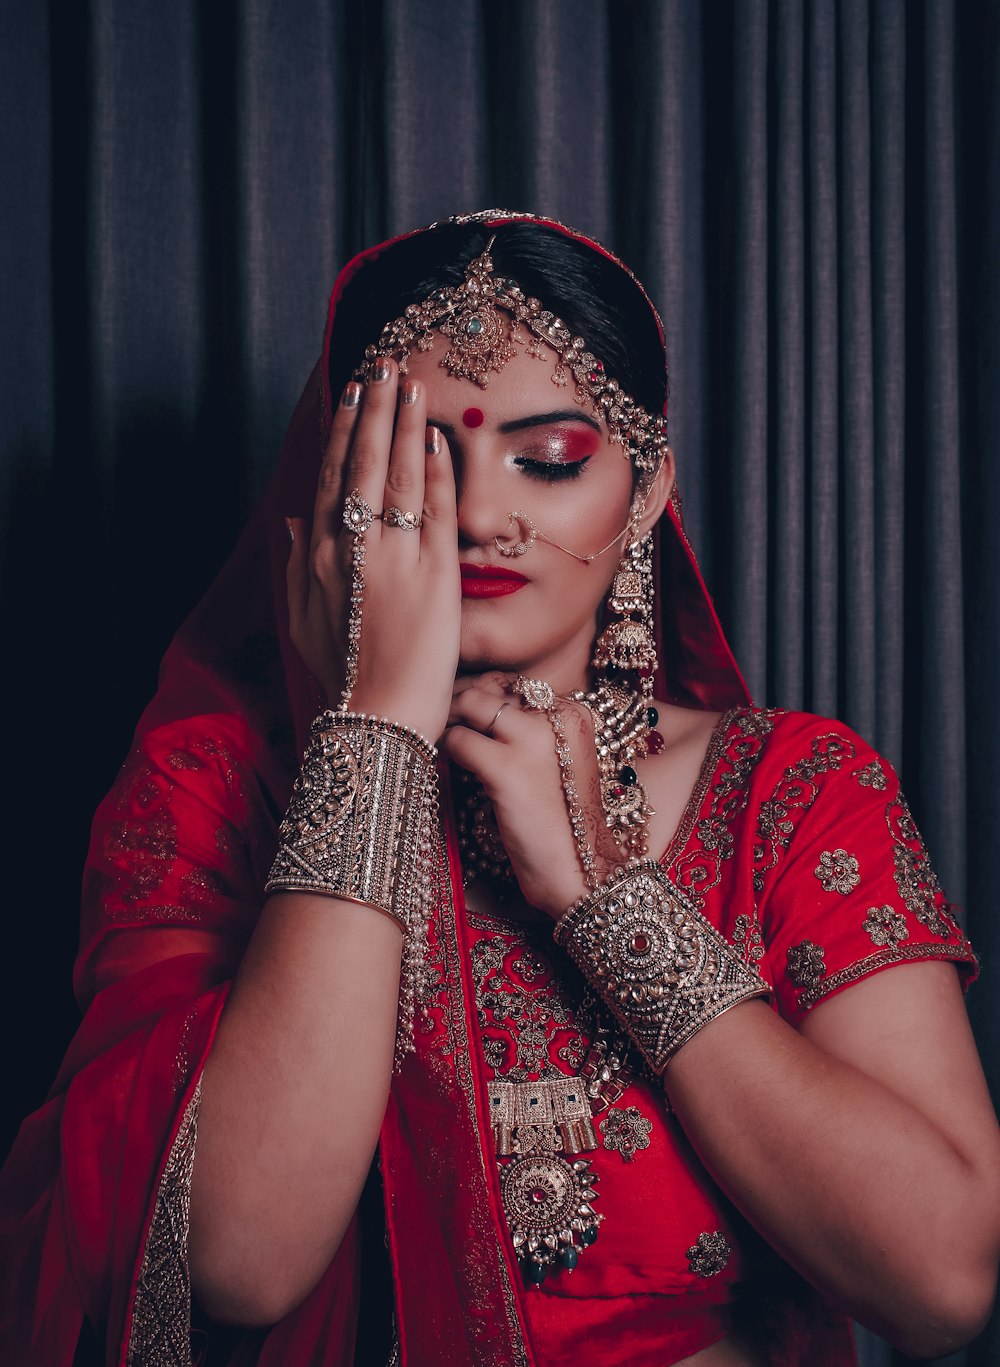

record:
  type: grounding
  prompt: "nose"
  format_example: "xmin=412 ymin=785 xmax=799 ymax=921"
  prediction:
xmin=455 ymin=451 xmax=509 ymax=549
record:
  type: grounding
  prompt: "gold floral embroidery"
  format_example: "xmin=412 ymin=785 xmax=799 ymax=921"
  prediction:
xmin=686 ymin=1230 xmax=732 ymax=1277
xmin=732 ymin=913 xmax=766 ymax=964
xmin=471 ymin=931 xmax=582 ymax=1082
xmin=107 ymin=812 xmax=178 ymax=907
xmin=863 ymin=905 xmax=909 ymax=949
xmin=694 ymin=815 xmax=734 ymax=859
xmin=599 ymin=1106 xmax=652 ymax=1161
xmin=814 ymin=848 xmax=860 ymax=894
xmin=753 ymin=733 xmax=856 ymax=893
xmin=127 ymin=1084 xmax=200 ymax=1367
xmin=854 ymin=760 xmax=887 ymax=790
xmin=892 ymin=843 xmax=951 ymax=937
xmin=167 ymin=750 xmax=204 ymax=771
xmin=669 ymin=708 xmax=777 ymax=902
xmin=179 ymin=868 xmax=229 ymax=906
xmin=786 ymin=940 xmax=826 ymax=987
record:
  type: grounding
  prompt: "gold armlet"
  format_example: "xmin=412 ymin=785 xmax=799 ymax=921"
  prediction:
xmin=553 ymin=861 xmax=770 ymax=1073
xmin=265 ymin=711 xmax=439 ymax=932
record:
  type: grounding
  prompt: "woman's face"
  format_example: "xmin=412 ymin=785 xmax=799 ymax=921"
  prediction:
xmin=402 ymin=335 xmax=671 ymax=691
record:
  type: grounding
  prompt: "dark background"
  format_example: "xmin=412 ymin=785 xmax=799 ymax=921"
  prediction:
xmin=2 ymin=2 xmax=998 ymax=1363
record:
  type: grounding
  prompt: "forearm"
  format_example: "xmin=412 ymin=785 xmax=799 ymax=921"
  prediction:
xmin=189 ymin=891 xmax=402 ymax=1326
xmin=665 ymin=1000 xmax=998 ymax=1356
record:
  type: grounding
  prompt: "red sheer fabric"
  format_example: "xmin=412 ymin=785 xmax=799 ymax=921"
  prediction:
xmin=0 ymin=216 xmax=976 ymax=1366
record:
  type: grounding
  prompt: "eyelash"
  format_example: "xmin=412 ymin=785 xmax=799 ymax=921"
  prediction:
xmin=513 ymin=456 xmax=591 ymax=483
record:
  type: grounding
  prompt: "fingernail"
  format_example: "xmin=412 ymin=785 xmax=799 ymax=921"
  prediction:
xmin=284 ymin=517 xmax=295 ymax=543
xmin=343 ymin=382 xmax=362 ymax=408
xmin=426 ymin=425 xmax=441 ymax=454
xmin=373 ymin=359 xmax=391 ymax=383
xmin=402 ymin=380 xmax=419 ymax=405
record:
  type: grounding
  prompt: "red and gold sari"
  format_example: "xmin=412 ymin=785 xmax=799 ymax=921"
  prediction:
xmin=0 ymin=219 xmax=976 ymax=1367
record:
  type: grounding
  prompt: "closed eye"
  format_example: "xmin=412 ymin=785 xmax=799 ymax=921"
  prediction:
xmin=513 ymin=456 xmax=591 ymax=482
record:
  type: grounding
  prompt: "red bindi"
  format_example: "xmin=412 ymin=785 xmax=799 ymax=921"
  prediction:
xmin=462 ymin=407 xmax=485 ymax=429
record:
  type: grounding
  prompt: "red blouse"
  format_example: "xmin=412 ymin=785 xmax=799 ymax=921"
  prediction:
xmin=456 ymin=706 xmax=976 ymax=1367
xmin=0 ymin=706 xmax=977 ymax=1367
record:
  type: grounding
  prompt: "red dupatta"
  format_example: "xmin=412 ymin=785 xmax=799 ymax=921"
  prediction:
xmin=0 ymin=213 xmax=753 ymax=1366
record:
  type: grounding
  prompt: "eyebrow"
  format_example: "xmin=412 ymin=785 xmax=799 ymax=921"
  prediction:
xmin=433 ymin=409 xmax=603 ymax=438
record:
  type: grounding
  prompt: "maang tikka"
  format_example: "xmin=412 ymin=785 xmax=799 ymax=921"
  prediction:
xmin=353 ymin=238 xmax=669 ymax=475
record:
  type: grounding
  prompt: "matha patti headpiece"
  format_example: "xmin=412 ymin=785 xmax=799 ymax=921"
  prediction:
xmin=353 ymin=241 xmax=669 ymax=474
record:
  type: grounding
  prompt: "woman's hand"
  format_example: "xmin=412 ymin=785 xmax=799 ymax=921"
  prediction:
xmin=286 ymin=362 xmax=461 ymax=742
xmin=443 ymin=673 xmax=619 ymax=918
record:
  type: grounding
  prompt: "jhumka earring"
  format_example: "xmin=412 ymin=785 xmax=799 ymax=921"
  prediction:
xmin=591 ymin=529 xmax=657 ymax=692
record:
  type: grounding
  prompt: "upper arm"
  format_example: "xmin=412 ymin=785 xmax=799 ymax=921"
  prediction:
xmin=75 ymin=715 xmax=271 ymax=1007
xmin=800 ymin=960 xmax=1000 ymax=1173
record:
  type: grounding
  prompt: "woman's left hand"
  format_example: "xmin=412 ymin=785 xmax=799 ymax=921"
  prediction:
xmin=442 ymin=673 xmax=615 ymax=919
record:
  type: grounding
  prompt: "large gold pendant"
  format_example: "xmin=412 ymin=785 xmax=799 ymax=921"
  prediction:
xmin=500 ymin=1153 xmax=603 ymax=1284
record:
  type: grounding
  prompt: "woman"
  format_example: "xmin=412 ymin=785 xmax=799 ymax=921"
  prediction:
xmin=2 ymin=211 xmax=998 ymax=1367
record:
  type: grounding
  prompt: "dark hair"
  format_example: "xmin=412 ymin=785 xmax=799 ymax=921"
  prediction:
xmin=326 ymin=220 xmax=668 ymax=418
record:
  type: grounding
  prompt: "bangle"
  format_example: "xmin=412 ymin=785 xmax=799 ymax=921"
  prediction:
xmin=265 ymin=710 xmax=438 ymax=933
xmin=553 ymin=860 xmax=770 ymax=1073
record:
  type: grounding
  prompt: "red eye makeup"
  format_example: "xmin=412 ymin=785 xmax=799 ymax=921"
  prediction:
xmin=512 ymin=423 xmax=600 ymax=483
xmin=517 ymin=425 xmax=600 ymax=465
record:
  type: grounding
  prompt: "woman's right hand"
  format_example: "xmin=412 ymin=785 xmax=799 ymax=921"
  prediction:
xmin=286 ymin=360 xmax=461 ymax=743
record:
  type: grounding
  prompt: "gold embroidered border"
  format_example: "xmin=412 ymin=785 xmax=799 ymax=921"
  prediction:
xmin=127 ymin=1082 xmax=201 ymax=1367
xmin=798 ymin=942 xmax=979 ymax=1011
xmin=661 ymin=708 xmax=742 ymax=867
xmin=436 ymin=842 xmax=530 ymax=1366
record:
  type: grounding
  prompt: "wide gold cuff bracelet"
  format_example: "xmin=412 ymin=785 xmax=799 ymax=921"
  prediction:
xmin=553 ymin=861 xmax=770 ymax=1073
xmin=264 ymin=710 xmax=438 ymax=932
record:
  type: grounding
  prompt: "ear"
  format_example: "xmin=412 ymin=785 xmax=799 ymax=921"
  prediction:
xmin=632 ymin=446 xmax=676 ymax=538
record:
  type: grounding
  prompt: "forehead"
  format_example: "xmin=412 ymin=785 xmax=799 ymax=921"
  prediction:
xmin=403 ymin=333 xmax=606 ymax=433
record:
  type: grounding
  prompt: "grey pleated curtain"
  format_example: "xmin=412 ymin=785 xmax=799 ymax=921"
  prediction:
xmin=2 ymin=2 xmax=997 ymax=1364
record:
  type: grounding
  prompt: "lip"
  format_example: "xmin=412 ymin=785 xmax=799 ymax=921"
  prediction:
xmin=460 ymin=562 xmax=529 ymax=598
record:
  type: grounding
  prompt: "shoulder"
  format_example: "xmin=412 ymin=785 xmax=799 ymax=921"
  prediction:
xmin=716 ymin=705 xmax=889 ymax=792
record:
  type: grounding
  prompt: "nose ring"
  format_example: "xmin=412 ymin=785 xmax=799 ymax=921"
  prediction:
xmin=494 ymin=511 xmax=538 ymax=558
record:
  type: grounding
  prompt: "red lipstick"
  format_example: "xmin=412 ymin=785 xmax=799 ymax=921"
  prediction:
xmin=460 ymin=563 xmax=529 ymax=598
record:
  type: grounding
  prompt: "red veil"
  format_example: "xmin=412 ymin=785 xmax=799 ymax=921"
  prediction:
xmin=0 ymin=215 xmax=759 ymax=1366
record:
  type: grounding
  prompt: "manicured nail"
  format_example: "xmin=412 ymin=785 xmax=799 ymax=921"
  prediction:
xmin=426 ymin=425 xmax=441 ymax=454
xmin=373 ymin=359 xmax=391 ymax=383
xmin=284 ymin=517 xmax=295 ymax=543
xmin=342 ymin=382 xmax=362 ymax=408
xmin=402 ymin=380 xmax=419 ymax=405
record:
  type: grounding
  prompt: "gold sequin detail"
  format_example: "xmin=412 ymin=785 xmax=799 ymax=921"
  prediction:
xmin=863 ymin=905 xmax=909 ymax=949
xmin=127 ymin=1084 xmax=200 ymax=1366
xmin=599 ymin=1106 xmax=652 ymax=1162
xmin=786 ymin=940 xmax=826 ymax=987
xmin=814 ymin=848 xmax=861 ymax=894
xmin=686 ymin=1230 xmax=732 ymax=1277
xmin=854 ymin=760 xmax=887 ymax=790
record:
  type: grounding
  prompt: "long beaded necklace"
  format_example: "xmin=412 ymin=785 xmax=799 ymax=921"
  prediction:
xmin=454 ymin=680 xmax=663 ymax=888
xmin=453 ymin=678 xmax=664 ymax=1283
xmin=568 ymin=679 xmax=661 ymax=860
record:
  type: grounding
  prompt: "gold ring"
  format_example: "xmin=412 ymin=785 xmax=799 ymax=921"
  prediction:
xmin=383 ymin=506 xmax=422 ymax=530
xmin=486 ymin=701 xmax=512 ymax=737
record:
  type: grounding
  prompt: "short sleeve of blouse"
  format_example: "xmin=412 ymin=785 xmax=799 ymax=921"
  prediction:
xmin=756 ymin=718 xmax=978 ymax=1027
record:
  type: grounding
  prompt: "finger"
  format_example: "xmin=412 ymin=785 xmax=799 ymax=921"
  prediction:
xmin=311 ymin=380 xmax=363 ymax=556
xmin=440 ymin=724 xmax=505 ymax=791
xmin=381 ymin=378 xmax=426 ymax=544
xmin=448 ymin=690 xmax=523 ymax=739
xmin=452 ymin=671 xmax=515 ymax=700
xmin=284 ymin=516 xmax=309 ymax=637
xmin=419 ymin=424 xmax=458 ymax=556
xmin=343 ymin=357 xmax=400 ymax=524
